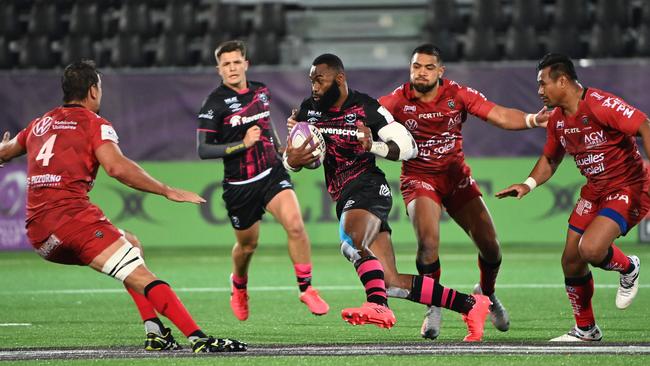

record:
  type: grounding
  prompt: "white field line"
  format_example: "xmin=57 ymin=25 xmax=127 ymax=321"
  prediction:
xmin=0 ymin=283 xmax=647 ymax=295
xmin=0 ymin=323 xmax=31 ymax=327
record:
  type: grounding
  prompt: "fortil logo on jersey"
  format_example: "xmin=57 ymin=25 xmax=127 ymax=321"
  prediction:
xmin=32 ymin=117 xmax=53 ymax=136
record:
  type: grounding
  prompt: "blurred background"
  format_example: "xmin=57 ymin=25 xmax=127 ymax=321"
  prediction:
xmin=0 ymin=0 xmax=649 ymax=68
xmin=2 ymin=0 xmax=650 ymax=249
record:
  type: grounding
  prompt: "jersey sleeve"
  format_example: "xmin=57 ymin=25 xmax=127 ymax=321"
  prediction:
xmin=90 ymin=117 xmax=119 ymax=151
xmin=16 ymin=118 xmax=37 ymax=147
xmin=363 ymin=96 xmax=395 ymax=137
xmin=197 ymin=95 xmax=222 ymax=133
xmin=542 ymin=122 xmax=565 ymax=162
xmin=588 ymin=94 xmax=648 ymax=136
xmin=378 ymin=92 xmax=400 ymax=116
xmin=457 ymin=86 xmax=496 ymax=120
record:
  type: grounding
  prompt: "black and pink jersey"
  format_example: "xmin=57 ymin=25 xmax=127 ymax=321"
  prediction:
xmin=197 ymin=81 xmax=279 ymax=182
xmin=379 ymin=79 xmax=495 ymax=178
xmin=296 ymin=89 xmax=393 ymax=201
xmin=544 ymin=87 xmax=649 ymax=200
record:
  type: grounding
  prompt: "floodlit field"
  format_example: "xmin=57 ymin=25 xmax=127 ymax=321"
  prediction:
xmin=1 ymin=243 xmax=650 ymax=365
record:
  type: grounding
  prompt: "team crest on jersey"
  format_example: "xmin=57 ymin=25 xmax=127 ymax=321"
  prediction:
xmin=32 ymin=117 xmax=53 ymax=136
xmin=403 ymin=105 xmax=416 ymax=113
xmin=581 ymin=116 xmax=589 ymax=125
xmin=447 ymin=99 xmax=455 ymax=109
xmin=259 ymin=92 xmax=269 ymax=103
xmin=344 ymin=113 xmax=357 ymax=124
xmin=404 ymin=119 xmax=418 ymax=130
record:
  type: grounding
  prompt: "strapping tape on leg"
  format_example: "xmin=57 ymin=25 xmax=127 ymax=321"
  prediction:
xmin=101 ymin=242 xmax=144 ymax=282
xmin=339 ymin=221 xmax=361 ymax=262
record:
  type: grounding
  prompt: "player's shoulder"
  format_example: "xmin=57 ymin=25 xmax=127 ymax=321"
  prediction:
xmin=350 ymin=89 xmax=380 ymax=107
xmin=379 ymin=83 xmax=408 ymax=107
xmin=546 ymin=107 xmax=564 ymax=128
xmin=248 ymin=80 xmax=267 ymax=90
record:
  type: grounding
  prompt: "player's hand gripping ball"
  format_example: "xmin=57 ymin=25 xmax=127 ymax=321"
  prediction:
xmin=289 ymin=122 xmax=326 ymax=169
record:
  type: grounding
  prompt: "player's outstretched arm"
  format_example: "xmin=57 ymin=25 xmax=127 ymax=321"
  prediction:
xmin=96 ymin=142 xmax=205 ymax=204
xmin=0 ymin=131 xmax=26 ymax=168
xmin=496 ymin=154 xmax=561 ymax=199
xmin=357 ymin=122 xmax=418 ymax=161
xmin=486 ymin=106 xmax=550 ymax=130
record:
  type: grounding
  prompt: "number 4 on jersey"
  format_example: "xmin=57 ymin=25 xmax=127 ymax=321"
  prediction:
xmin=36 ymin=134 xmax=57 ymax=166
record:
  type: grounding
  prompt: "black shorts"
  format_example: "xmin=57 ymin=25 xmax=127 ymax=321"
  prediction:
xmin=335 ymin=169 xmax=392 ymax=233
xmin=222 ymin=164 xmax=294 ymax=230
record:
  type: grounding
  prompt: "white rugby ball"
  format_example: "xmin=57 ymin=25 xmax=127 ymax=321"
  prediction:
xmin=289 ymin=122 xmax=325 ymax=169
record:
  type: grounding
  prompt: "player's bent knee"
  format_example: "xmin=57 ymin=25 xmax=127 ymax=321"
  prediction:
xmin=101 ymin=242 xmax=145 ymax=282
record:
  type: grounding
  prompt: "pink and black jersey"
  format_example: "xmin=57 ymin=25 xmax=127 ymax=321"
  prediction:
xmin=296 ymin=90 xmax=393 ymax=201
xmin=379 ymin=79 xmax=495 ymax=177
xmin=16 ymin=105 xmax=118 ymax=223
xmin=197 ymin=81 xmax=279 ymax=183
xmin=543 ymin=87 xmax=649 ymax=199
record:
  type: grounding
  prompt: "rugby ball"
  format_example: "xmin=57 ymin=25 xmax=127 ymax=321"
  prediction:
xmin=289 ymin=122 xmax=325 ymax=169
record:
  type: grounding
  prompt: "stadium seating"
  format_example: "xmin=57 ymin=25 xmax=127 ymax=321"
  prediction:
xmin=0 ymin=0 xmax=649 ymax=69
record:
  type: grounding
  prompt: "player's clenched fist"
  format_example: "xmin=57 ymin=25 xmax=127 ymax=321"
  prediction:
xmin=356 ymin=121 xmax=372 ymax=151
xmin=243 ymin=125 xmax=261 ymax=148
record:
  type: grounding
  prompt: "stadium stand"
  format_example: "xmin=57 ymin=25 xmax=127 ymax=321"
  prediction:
xmin=0 ymin=0 xmax=650 ymax=69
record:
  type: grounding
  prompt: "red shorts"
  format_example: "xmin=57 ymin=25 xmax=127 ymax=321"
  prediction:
xmin=400 ymin=163 xmax=482 ymax=215
xmin=26 ymin=204 xmax=122 ymax=265
xmin=568 ymin=184 xmax=650 ymax=236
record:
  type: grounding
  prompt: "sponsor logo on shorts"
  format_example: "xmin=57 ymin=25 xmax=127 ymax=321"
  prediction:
xmin=27 ymin=174 xmax=62 ymax=187
xmin=279 ymin=180 xmax=292 ymax=189
xmin=95 ymin=230 xmax=104 ymax=238
xmin=231 ymin=216 xmax=240 ymax=228
xmin=37 ymin=234 xmax=61 ymax=259
xmin=575 ymin=198 xmax=593 ymax=216
xmin=343 ymin=200 xmax=355 ymax=210
xmin=457 ymin=176 xmax=475 ymax=189
xmin=379 ymin=184 xmax=391 ymax=197
xmin=606 ymin=193 xmax=629 ymax=204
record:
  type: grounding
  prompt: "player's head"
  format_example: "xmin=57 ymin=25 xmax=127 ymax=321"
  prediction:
xmin=215 ymin=40 xmax=249 ymax=89
xmin=309 ymin=53 xmax=347 ymax=112
xmin=410 ymin=44 xmax=445 ymax=94
xmin=536 ymin=53 xmax=579 ymax=108
xmin=62 ymin=59 xmax=102 ymax=113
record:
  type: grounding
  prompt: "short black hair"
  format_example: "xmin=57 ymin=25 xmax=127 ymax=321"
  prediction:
xmin=411 ymin=43 xmax=443 ymax=63
xmin=312 ymin=53 xmax=344 ymax=72
xmin=537 ymin=53 xmax=578 ymax=81
xmin=62 ymin=60 xmax=100 ymax=103
xmin=215 ymin=40 xmax=247 ymax=61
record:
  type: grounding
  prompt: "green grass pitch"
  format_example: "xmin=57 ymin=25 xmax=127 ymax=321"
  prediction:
xmin=1 ymin=242 xmax=650 ymax=365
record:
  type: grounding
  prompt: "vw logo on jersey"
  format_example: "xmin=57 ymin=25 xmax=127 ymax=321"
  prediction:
xmin=32 ymin=117 xmax=53 ymax=136
xmin=447 ymin=99 xmax=455 ymax=109
xmin=404 ymin=119 xmax=418 ymax=130
xmin=345 ymin=113 xmax=357 ymax=124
